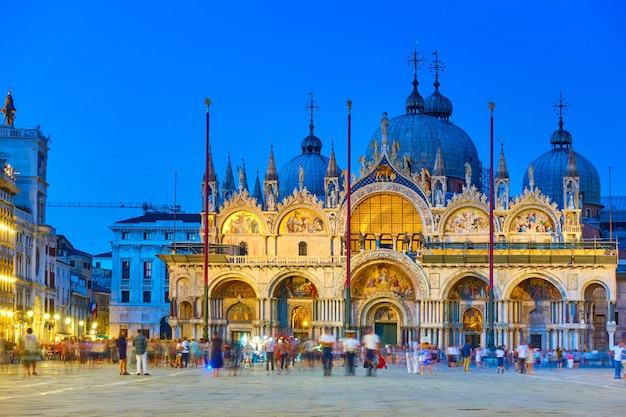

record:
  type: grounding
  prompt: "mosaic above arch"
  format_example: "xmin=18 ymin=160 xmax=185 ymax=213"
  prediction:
xmin=511 ymin=278 xmax=561 ymax=301
xmin=510 ymin=209 xmax=554 ymax=233
xmin=279 ymin=208 xmax=325 ymax=233
xmin=222 ymin=211 xmax=262 ymax=234
xmin=351 ymin=263 xmax=415 ymax=298
xmin=213 ymin=280 xmax=256 ymax=298
xmin=274 ymin=277 xmax=318 ymax=298
xmin=444 ymin=207 xmax=489 ymax=233
xmin=448 ymin=277 xmax=487 ymax=300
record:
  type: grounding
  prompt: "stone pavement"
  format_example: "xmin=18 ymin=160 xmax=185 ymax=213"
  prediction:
xmin=0 ymin=360 xmax=623 ymax=417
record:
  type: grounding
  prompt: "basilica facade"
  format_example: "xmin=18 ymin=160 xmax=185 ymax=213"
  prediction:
xmin=161 ymin=51 xmax=617 ymax=351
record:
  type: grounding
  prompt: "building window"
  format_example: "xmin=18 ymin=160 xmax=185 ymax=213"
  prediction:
xmin=187 ymin=232 xmax=196 ymax=240
xmin=298 ymin=241 xmax=307 ymax=256
xmin=143 ymin=291 xmax=151 ymax=303
xmin=122 ymin=261 xmax=130 ymax=279
xmin=165 ymin=232 xmax=174 ymax=240
xmin=143 ymin=232 xmax=152 ymax=240
xmin=83 ymin=261 xmax=89 ymax=269
xmin=164 ymin=290 xmax=169 ymax=302
xmin=143 ymin=261 xmax=152 ymax=279
xmin=122 ymin=232 xmax=130 ymax=240
xmin=69 ymin=260 xmax=76 ymax=268
xmin=121 ymin=290 xmax=130 ymax=303
xmin=164 ymin=266 xmax=169 ymax=283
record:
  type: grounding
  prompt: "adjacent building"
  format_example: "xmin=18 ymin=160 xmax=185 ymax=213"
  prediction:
xmin=108 ymin=212 xmax=200 ymax=339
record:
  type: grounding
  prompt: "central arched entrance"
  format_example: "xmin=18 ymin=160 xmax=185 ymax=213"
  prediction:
xmin=372 ymin=304 xmax=400 ymax=346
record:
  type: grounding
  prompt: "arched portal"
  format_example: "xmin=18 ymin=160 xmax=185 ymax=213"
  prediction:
xmin=511 ymin=277 xmax=562 ymax=349
xmin=583 ymin=283 xmax=609 ymax=351
xmin=445 ymin=276 xmax=488 ymax=348
xmin=272 ymin=276 xmax=318 ymax=336
xmin=213 ymin=280 xmax=257 ymax=344
xmin=367 ymin=303 xmax=402 ymax=346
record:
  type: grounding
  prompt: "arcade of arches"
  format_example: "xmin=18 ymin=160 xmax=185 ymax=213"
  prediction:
xmin=163 ymin=156 xmax=616 ymax=352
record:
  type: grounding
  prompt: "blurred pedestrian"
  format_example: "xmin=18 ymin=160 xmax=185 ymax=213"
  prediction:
xmin=133 ymin=329 xmax=149 ymax=375
xmin=22 ymin=328 xmax=39 ymax=376
xmin=343 ymin=330 xmax=359 ymax=376
xmin=117 ymin=330 xmax=130 ymax=375
xmin=319 ymin=327 xmax=336 ymax=377
xmin=211 ymin=332 xmax=223 ymax=377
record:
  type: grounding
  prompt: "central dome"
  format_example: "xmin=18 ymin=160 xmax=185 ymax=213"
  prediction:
xmin=365 ymin=113 xmax=481 ymax=189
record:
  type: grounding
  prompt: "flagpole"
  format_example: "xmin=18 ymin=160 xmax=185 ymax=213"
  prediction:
xmin=345 ymin=100 xmax=352 ymax=332
xmin=203 ymin=98 xmax=211 ymax=341
xmin=487 ymin=102 xmax=496 ymax=351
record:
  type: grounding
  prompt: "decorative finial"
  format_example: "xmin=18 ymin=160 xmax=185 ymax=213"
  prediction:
xmin=406 ymin=40 xmax=424 ymax=75
xmin=489 ymin=102 xmax=495 ymax=113
xmin=204 ymin=98 xmax=212 ymax=110
xmin=305 ymin=92 xmax=319 ymax=131
xmin=346 ymin=100 xmax=352 ymax=112
xmin=553 ymin=91 xmax=569 ymax=127
xmin=428 ymin=51 xmax=445 ymax=86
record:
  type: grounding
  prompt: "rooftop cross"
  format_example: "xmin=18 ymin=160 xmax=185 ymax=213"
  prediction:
xmin=405 ymin=41 xmax=425 ymax=76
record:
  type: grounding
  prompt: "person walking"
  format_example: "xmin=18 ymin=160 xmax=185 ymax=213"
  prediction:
xmin=22 ymin=327 xmax=39 ymax=377
xmin=180 ymin=337 xmax=190 ymax=368
xmin=343 ymin=330 xmax=359 ymax=376
xmin=610 ymin=340 xmax=625 ymax=379
xmin=407 ymin=338 xmax=419 ymax=374
xmin=495 ymin=345 xmax=505 ymax=374
xmin=362 ymin=327 xmax=381 ymax=377
xmin=117 ymin=330 xmax=130 ymax=375
xmin=263 ymin=336 xmax=276 ymax=373
xmin=210 ymin=332 xmax=223 ymax=377
xmin=133 ymin=329 xmax=149 ymax=375
xmin=462 ymin=341 xmax=472 ymax=373
xmin=319 ymin=327 xmax=336 ymax=376
xmin=420 ymin=343 xmax=433 ymax=375
xmin=516 ymin=339 xmax=529 ymax=374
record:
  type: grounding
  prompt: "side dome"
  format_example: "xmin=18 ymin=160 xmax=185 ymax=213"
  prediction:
xmin=424 ymin=89 xmax=453 ymax=120
xmin=522 ymin=148 xmax=601 ymax=208
xmin=365 ymin=113 xmax=481 ymax=190
xmin=278 ymin=153 xmax=330 ymax=200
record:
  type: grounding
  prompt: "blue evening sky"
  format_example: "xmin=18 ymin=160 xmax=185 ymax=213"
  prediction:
xmin=3 ymin=1 xmax=625 ymax=255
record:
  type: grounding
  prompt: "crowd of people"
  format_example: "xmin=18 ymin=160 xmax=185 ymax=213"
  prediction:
xmin=1 ymin=327 xmax=618 ymax=380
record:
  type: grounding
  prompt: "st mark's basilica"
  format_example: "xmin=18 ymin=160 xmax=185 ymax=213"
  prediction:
xmin=160 ymin=49 xmax=617 ymax=352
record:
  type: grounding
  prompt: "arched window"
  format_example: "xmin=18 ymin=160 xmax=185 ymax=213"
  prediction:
xmin=298 ymin=241 xmax=307 ymax=256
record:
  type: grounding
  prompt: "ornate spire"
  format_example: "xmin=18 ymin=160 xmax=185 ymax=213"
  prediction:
xmin=432 ymin=141 xmax=446 ymax=177
xmin=264 ymin=144 xmax=278 ymax=181
xmin=566 ymin=147 xmax=579 ymax=178
xmin=222 ymin=151 xmax=236 ymax=199
xmin=2 ymin=88 xmax=16 ymax=126
xmin=325 ymin=141 xmax=339 ymax=177
xmin=252 ymin=167 xmax=263 ymax=203
xmin=405 ymin=41 xmax=425 ymax=114
xmin=237 ymin=159 xmax=250 ymax=193
xmin=206 ymin=145 xmax=217 ymax=182
xmin=495 ymin=139 xmax=509 ymax=179
xmin=550 ymin=91 xmax=572 ymax=148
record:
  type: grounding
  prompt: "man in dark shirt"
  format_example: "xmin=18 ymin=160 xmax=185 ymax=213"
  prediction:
xmin=133 ymin=330 xmax=149 ymax=375
xmin=462 ymin=342 xmax=472 ymax=373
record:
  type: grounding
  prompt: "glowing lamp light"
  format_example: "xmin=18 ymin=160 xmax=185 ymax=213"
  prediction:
xmin=65 ymin=317 xmax=71 ymax=325
xmin=27 ymin=310 xmax=34 ymax=318
xmin=44 ymin=313 xmax=50 ymax=320
xmin=53 ymin=313 xmax=60 ymax=320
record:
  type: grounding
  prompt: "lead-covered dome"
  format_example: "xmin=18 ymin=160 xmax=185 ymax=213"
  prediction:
xmin=278 ymin=125 xmax=330 ymax=201
xmin=365 ymin=113 xmax=481 ymax=187
xmin=522 ymin=116 xmax=601 ymax=208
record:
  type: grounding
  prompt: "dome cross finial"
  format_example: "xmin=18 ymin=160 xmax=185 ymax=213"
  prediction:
xmin=406 ymin=40 xmax=425 ymax=75
xmin=553 ymin=91 xmax=569 ymax=128
xmin=428 ymin=50 xmax=445 ymax=87
xmin=305 ymin=92 xmax=319 ymax=133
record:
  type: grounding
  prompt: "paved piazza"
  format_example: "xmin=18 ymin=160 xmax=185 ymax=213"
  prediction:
xmin=0 ymin=361 xmax=622 ymax=417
